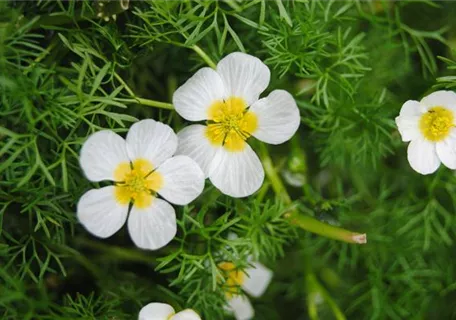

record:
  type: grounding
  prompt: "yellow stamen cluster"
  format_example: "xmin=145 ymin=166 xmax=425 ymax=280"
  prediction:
xmin=419 ymin=106 xmax=454 ymax=142
xmin=114 ymin=159 xmax=163 ymax=208
xmin=206 ymin=97 xmax=258 ymax=152
xmin=218 ymin=262 xmax=245 ymax=298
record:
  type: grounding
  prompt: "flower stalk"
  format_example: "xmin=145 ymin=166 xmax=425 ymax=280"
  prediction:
xmin=259 ymin=144 xmax=367 ymax=245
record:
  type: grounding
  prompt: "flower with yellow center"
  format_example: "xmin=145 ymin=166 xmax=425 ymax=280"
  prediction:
xmin=138 ymin=302 xmax=201 ymax=320
xmin=396 ymin=90 xmax=456 ymax=175
xmin=77 ymin=119 xmax=204 ymax=250
xmin=173 ymin=52 xmax=300 ymax=198
xmin=218 ymin=261 xmax=273 ymax=320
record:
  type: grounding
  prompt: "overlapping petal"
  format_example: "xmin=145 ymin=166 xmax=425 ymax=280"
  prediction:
xmin=420 ymin=90 xmax=456 ymax=112
xmin=173 ymin=68 xmax=226 ymax=121
xmin=407 ymin=137 xmax=440 ymax=175
xmin=138 ymin=302 xmax=175 ymax=320
xmin=80 ymin=130 xmax=129 ymax=182
xmin=155 ymin=155 xmax=205 ymax=205
xmin=170 ymin=309 xmax=201 ymax=320
xmin=126 ymin=119 xmax=178 ymax=168
xmin=209 ymin=145 xmax=264 ymax=198
xmin=249 ymin=90 xmax=300 ymax=144
xmin=436 ymin=129 xmax=456 ymax=169
xmin=176 ymin=125 xmax=219 ymax=177
xmin=226 ymin=295 xmax=254 ymax=320
xmin=395 ymin=115 xmax=420 ymax=142
xmin=77 ymin=186 xmax=128 ymax=238
xmin=216 ymin=52 xmax=270 ymax=106
xmin=127 ymin=198 xmax=177 ymax=250
xmin=242 ymin=262 xmax=273 ymax=298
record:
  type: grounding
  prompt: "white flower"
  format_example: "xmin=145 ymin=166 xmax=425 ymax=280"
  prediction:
xmin=138 ymin=302 xmax=201 ymax=320
xmin=173 ymin=52 xmax=300 ymax=198
xmin=396 ymin=90 xmax=456 ymax=175
xmin=219 ymin=261 xmax=273 ymax=320
xmin=77 ymin=119 xmax=205 ymax=250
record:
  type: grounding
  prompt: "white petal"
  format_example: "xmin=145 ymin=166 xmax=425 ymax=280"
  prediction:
xmin=138 ymin=302 xmax=175 ymax=320
xmin=176 ymin=125 xmax=218 ymax=178
xmin=399 ymin=100 xmax=424 ymax=117
xmin=170 ymin=309 xmax=201 ymax=320
xmin=156 ymin=155 xmax=205 ymax=205
xmin=242 ymin=262 xmax=273 ymax=298
xmin=436 ymin=129 xmax=456 ymax=169
xmin=126 ymin=119 xmax=178 ymax=168
xmin=420 ymin=90 xmax=456 ymax=110
xmin=407 ymin=138 xmax=440 ymax=175
xmin=80 ymin=130 xmax=129 ymax=182
xmin=173 ymin=68 xmax=226 ymax=121
xmin=226 ymin=295 xmax=254 ymax=320
xmin=216 ymin=52 xmax=270 ymax=106
xmin=209 ymin=145 xmax=264 ymax=198
xmin=77 ymin=186 xmax=128 ymax=238
xmin=249 ymin=90 xmax=300 ymax=144
xmin=127 ymin=198 xmax=177 ymax=250
xmin=395 ymin=115 xmax=420 ymax=142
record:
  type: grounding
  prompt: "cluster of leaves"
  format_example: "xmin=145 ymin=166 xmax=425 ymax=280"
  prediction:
xmin=2 ymin=0 xmax=456 ymax=319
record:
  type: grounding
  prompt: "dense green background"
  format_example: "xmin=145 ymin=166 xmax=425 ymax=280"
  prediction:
xmin=2 ymin=1 xmax=456 ymax=319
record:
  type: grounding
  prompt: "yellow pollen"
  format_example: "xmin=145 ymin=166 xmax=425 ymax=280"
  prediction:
xmin=205 ymin=97 xmax=258 ymax=152
xmin=419 ymin=106 xmax=454 ymax=142
xmin=113 ymin=158 xmax=163 ymax=209
xmin=218 ymin=262 xmax=245 ymax=298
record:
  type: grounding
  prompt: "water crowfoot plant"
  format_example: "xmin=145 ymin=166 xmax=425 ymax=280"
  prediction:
xmin=396 ymin=90 xmax=456 ymax=174
xmin=174 ymin=52 xmax=300 ymax=198
xmin=78 ymin=119 xmax=204 ymax=250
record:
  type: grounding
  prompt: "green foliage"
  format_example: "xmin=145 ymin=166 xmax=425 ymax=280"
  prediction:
xmin=1 ymin=0 xmax=456 ymax=319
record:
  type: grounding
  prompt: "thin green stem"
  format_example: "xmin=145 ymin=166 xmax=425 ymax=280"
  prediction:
xmin=259 ymin=144 xmax=367 ymax=244
xmin=114 ymin=73 xmax=174 ymax=110
xmin=115 ymin=97 xmax=174 ymax=110
xmin=192 ymin=45 xmax=217 ymax=69
xmin=114 ymin=72 xmax=136 ymax=98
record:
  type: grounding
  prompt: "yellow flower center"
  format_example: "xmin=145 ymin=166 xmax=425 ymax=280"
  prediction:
xmin=113 ymin=158 xmax=163 ymax=209
xmin=205 ymin=97 xmax=258 ymax=152
xmin=218 ymin=262 xmax=245 ymax=298
xmin=419 ymin=106 xmax=454 ymax=142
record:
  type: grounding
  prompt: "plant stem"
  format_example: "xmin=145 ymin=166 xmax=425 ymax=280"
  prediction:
xmin=114 ymin=73 xmax=175 ymax=110
xmin=115 ymin=97 xmax=174 ymax=110
xmin=192 ymin=45 xmax=217 ymax=69
xmin=287 ymin=212 xmax=367 ymax=244
xmin=259 ymin=144 xmax=367 ymax=244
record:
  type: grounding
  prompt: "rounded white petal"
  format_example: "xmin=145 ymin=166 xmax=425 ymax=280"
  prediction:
xmin=138 ymin=302 xmax=175 ymax=320
xmin=126 ymin=119 xmax=178 ymax=168
xmin=399 ymin=100 xmax=424 ymax=117
xmin=395 ymin=115 xmax=420 ymax=142
xmin=249 ymin=90 xmax=300 ymax=144
xmin=216 ymin=52 xmax=270 ymax=106
xmin=173 ymin=68 xmax=226 ymax=121
xmin=77 ymin=186 xmax=128 ymax=238
xmin=170 ymin=309 xmax=201 ymax=320
xmin=156 ymin=155 xmax=205 ymax=205
xmin=176 ymin=125 xmax=218 ymax=178
xmin=420 ymin=90 xmax=456 ymax=110
xmin=407 ymin=138 xmax=440 ymax=175
xmin=226 ymin=295 xmax=254 ymax=320
xmin=209 ymin=145 xmax=264 ymax=198
xmin=242 ymin=262 xmax=273 ymax=298
xmin=80 ymin=130 xmax=129 ymax=182
xmin=436 ymin=129 xmax=456 ymax=169
xmin=127 ymin=198 xmax=177 ymax=250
